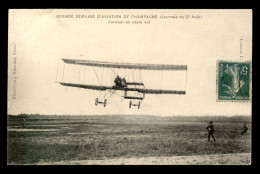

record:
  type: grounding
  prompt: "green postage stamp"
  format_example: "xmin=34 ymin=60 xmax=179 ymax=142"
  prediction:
xmin=217 ymin=61 xmax=251 ymax=101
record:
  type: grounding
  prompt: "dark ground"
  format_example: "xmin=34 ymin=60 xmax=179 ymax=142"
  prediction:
xmin=7 ymin=115 xmax=251 ymax=164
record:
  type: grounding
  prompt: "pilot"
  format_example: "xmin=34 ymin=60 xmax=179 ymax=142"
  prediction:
xmin=118 ymin=77 xmax=122 ymax=87
xmin=114 ymin=75 xmax=121 ymax=88
xmin=114 ymin=75 xmax=119 ymax=88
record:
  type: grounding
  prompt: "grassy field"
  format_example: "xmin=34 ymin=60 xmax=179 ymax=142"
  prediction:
xmin=7 ymin=115 xmax=251 ymax=164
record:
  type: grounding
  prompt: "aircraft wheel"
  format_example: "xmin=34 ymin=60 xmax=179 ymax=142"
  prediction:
xmin=95 ymin=98 xmax=98 ymax=106
xmin=104 ymin=99 xmax=107 ymax=107
xmin=129 ymin=101 xmax=132 ymax=109
xmin=138 ymin=101 xmax=140 ymax=109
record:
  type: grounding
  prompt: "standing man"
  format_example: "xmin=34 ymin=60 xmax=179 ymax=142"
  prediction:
xmin=206 ymin=121 xmax=216 ymax=141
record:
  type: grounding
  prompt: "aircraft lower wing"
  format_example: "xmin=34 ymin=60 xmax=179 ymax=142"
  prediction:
xmin=59 ymin=82 xmax=185 ymax=95
xmin=60 ymin=82 xmax=110 ymax=91
xmin=138 ymin=89 xmax=185 ymax=95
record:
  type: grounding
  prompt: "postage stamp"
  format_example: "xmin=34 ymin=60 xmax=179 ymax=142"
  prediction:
xmin=217 ymin=61 xmax=251 ymax=101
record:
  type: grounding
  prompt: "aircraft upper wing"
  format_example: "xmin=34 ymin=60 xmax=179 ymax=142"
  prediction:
xmin=59 ymin=82 xmax=185 ymax=95
xmin=62 ymin=58 xmax=187 ymax=71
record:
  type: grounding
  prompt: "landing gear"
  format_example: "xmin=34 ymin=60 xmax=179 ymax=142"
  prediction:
xmin=95 ymin=98 xmax=98 ymax=106
xmin=104 ymin=99 xmax=107 ymax=107
xmin=129 ymin=100 xmax=141 ymax=109
xmin=95 ymin=98 xmax=107 ymax=107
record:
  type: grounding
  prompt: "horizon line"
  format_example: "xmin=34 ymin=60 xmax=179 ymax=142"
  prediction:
xmin=7 ymin=114 xmax=251 ymax=117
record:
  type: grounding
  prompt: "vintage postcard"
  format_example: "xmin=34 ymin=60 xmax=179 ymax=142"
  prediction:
xmin=8 ymin=9 xmax=252 ymax=165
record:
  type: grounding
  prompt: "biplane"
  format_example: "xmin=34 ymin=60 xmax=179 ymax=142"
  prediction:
xmin=57 ymin=58 xmax=187 ymax=109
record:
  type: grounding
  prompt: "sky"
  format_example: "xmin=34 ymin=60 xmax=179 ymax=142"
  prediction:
xmin=8 ymin=9 xmax=252 ymax=116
